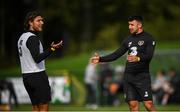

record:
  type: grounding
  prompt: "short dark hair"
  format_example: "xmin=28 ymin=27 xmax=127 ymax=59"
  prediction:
xmin=128 ymin=15 xmax=143 ymax=23
xmin=24 ymin=11 xmax=42 ymax=31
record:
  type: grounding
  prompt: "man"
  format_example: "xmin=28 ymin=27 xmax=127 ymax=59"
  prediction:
xmin=91 ymin=16 xmax=156 ymax=111
xmin=0 ymin=79 xmax=19 ymax=107
xmin=84 ymin=61 xmax=98 ymax=109
xmin=167 ymin=68 xmax=180 ymax=103
xmin=17 ymin=11 xmax=63 ymax=111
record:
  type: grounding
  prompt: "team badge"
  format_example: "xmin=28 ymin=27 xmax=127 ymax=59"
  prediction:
xmin=138 ymin=40 xmax=144 ymax=46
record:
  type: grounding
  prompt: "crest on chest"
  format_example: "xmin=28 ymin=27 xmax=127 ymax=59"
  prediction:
xmin=138 ymin=40 xmax=144 ymax=46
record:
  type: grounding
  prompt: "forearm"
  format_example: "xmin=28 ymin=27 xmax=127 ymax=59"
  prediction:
xmin=99 ymin=47 xmax=127 ymax=62
xmin=100 ymin=53 xmax=120 ymax=62
xmin=34 ymin=49 xmax=53 ymax=63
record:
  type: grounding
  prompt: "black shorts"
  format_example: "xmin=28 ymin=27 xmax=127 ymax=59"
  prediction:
xmin=123 ymin=72 xmax=153 ymax=102
xmin=23 ymin=71 xmax=51 ymax=105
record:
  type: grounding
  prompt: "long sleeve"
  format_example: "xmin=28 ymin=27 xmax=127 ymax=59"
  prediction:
xmin=26 ymin=36 xmax=53 ymax=63
xmin=99 ymin=42 xmax=128 ymax=62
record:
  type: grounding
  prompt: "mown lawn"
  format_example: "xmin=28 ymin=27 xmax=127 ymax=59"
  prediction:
xmin=0 ymin=48 xmax=180 ymax=82
xmin=12 ymin=103 xmax=180 ymax=111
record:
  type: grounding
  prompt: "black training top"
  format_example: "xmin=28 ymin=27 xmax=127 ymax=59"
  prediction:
xmin=99 ymin=31 xmax=156 ymax=73
xmin=26 ymin=31 xmax=53 ymax=64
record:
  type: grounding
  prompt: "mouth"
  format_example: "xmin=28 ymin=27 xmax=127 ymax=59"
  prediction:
xmin=129 ymin=29 xmax=133 ymax=33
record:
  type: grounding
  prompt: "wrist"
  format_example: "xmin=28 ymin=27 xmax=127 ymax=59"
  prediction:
xmin=137 ymin=57 xmax=140 ymax=61
xmin=51 ymin=47 xmax=56 ymax=51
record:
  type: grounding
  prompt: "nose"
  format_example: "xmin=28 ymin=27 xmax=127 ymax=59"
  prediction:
xmin=41 ymin=20 xmax=44 ymax=25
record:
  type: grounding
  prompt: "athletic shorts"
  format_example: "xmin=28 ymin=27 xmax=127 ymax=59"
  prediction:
xmin=23 ymin=71 xmax=51 ymax=105
xmin=123 ymin=72 xmax=153 ymax=102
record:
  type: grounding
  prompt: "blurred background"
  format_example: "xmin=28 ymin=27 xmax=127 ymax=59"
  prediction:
xmin=0 ymin=0 xmax=180 ymax=111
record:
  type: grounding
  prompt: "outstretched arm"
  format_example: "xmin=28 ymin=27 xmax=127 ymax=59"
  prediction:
xmin=99 ymin=46 xmax=127 ymax=62
xmin=27 ymin=36 xmax=63 ymax=63
xmin=91 ymin=45 xmax=127 ymax=64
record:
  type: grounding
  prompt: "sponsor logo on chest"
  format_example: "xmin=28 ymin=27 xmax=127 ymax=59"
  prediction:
xmin=128 ymin=42 xmax=132 ymax=47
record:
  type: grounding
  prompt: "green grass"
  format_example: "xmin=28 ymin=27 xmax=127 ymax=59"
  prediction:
xmin=156 ymin=41 xmax=180 ymax=49
xmin=0 ymin=49 xmax=180 ymax=79
xmin=46 ymin=53 xmax=90 ymax=82
xmin=11 ymin=103 xmax=180 ymax=111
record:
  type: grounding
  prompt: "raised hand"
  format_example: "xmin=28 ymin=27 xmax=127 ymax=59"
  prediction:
xmin=91 ymin=53 xmax=100 ymax=64
xmin=51 ymin=40 xmax=63 ymax=49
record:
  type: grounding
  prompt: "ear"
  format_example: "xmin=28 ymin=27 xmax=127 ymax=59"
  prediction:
xmin=138 ymin=22 xmax=142 ymax=28
xmin=29 ymin=21 xmax=33 ymax=27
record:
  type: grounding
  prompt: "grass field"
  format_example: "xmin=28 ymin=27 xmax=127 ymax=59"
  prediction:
xmin=11 ymin=103 xmax=180 ymax=111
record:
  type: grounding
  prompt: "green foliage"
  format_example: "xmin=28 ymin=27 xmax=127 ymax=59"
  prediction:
xmin=1 ymin=0 xmax=180 ymax=64
xmin=38 ymin=0 xmax=180 ymax=54
xmin=94 ymin=23 xmax=120 ymax=49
